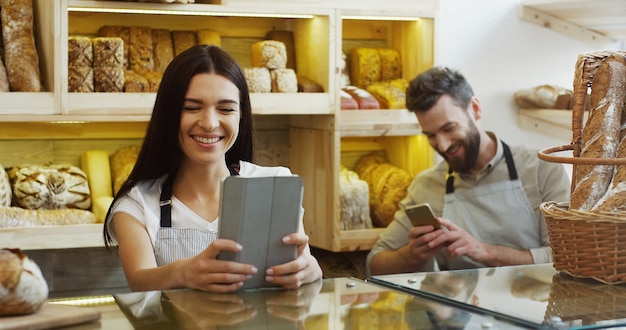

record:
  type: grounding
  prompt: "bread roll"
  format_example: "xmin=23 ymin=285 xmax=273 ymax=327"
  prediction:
xmin=297 ymin=75 xmax=324 ymax=93
xmin=587 ymin=56 xmax=626 ymax=212
xmin=570 ymin=56 xmax=626 ymax=211
xmin=0 ymin=249 xmax=48 ymax=316
xmin=0 ymin=0 xmax=41 ymax=92
xmin=0 ymin=207 xmax=97 ymax=227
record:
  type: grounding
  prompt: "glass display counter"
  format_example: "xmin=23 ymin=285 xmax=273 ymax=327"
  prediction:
xmin=370 ymin=263 xmax=626 ymax=329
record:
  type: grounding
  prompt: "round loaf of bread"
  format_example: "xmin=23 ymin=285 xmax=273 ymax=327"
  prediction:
xmin=0 ymin=248 xmax=48 ymax=316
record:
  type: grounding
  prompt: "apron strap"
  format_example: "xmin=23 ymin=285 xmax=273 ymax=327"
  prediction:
xmin=159 ymin=162 xmax=240 ymax=228
xmin=446 ymin=141 xmax=517 ymax=194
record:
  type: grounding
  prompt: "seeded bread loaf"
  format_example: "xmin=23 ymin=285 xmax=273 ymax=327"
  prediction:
xmin=98 ymin=26 xmax=130 ymax=69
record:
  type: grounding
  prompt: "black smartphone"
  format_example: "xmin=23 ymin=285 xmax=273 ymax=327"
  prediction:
xmin=404 ymin=203 xmax=441 ymax=229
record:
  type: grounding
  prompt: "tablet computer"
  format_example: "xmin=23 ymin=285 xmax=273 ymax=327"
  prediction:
xmin=218 ymin=175 xmax=303 ymax=291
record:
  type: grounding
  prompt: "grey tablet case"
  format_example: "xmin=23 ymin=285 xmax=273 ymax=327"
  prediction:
xmin=218 ymin=175 xmax=303 ymax=291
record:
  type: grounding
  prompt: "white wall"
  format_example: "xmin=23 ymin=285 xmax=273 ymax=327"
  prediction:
xmin=434 ymin=0 xmax=620 ymax=151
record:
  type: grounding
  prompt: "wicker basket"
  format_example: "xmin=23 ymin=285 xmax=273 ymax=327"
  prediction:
xmin=538 ymin=50 xmax=626 ymax=285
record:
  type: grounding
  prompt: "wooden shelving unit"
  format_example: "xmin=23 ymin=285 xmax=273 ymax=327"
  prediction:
xmin=2 ymin=0 xmax=437 ymax=252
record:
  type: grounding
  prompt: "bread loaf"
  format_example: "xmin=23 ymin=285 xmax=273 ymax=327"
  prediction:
xmin=92 ymin=37 xmax=124 ymax=68
xmin=243 ymin=67 xmax=271 ymax=93
xmin=137 ymin=70 xmax=163 ymax=92
xmin=111 ymin=146 xmax=140 ymax=194
xmin=97 ymin=26 xmax=130 ymax=69
xmin=514 ymin=85 xmax=574 ymax=110
xmin=569 ymin=56 xmax=626 ymax=211
xmin=8 ymin=164 xmax=91 ymax=210
xmin=367 ymin=79 xmax=407 ymax=109
xmin=94 ymin=66 xmax=124 ymax=92
xmin=0 ymin=249 xmax=48 ymax=316
xmin=68 ymin=36 xmax=93 ymax=67
xmin=0 ymin=0 xmax=41 ymax=92
xmin=68 ymin=65 xmax=94 ymax=93
xmin=343 ymin=86 xmax=379 ymax=109
xmin=270 ymin=68 xmax=298 ymax=93
xmin=350 ymin=48 xmax=380 ymax=89
xmin=586 ymin=56 xmax=626 ymax=212
xmin=0 ymin=207 xmax=96 ymax=227
xmin=172 ymin=30 xmax=196 ymax=56
xmin=0 ymin=165 xmax=11 ymax=207
xmin=152 ymin=29 xmax=174 ymax=73
xmin=196 ymin=29 xmax=221 ymax=47
xmin=297 ymin=75 xmax=324 ymax=93
xmin=340 ymin=90 xmax=358 ymax=110
xmin=129 ymin=27 xmax=154 ymax=72
xmin=123 ymin=70 xmax=149 ymax=92
xmin=377 ymin=48 xmax=402 ymax=81
xmin=355 ymin=153 xmax=411 ymax=227
xmin=0 ymin=53 xmax=9 ymax=92
xmin=266 ymin=30 xmax=295 ymax=70
xmin=251 ymin=40 xmax=287 ymax=70
xmin=339 ymin=166 xmax=372 ymax=230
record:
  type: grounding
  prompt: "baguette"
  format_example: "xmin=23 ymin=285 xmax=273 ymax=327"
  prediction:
xmin=569 ymin=55 xmax=626 ymax=211
xmin=588 ymin=55 xmax=626 ymax=211
xmin=0 ymin=207 xmax=96 ymax=228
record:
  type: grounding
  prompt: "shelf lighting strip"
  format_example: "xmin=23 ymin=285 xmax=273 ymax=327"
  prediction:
xmin=341 ymin=15 xmax=422 ymax=21
xmin=67 ymin=6 xmax=314 ymax=19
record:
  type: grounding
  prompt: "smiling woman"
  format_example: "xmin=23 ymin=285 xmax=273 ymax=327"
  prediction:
xmin=102 ymin=44 xmax=322 ymax=293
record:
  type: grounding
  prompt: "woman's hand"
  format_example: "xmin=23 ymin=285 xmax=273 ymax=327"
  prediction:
xmin=264 ymin=233 xmax=323 ymax=289
xmin=178 ymin=238 xmax=258 ymax=292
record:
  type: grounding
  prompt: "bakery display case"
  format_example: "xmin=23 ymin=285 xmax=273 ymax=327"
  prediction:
xmin=0 ymin=0 xmax=437 ymax=255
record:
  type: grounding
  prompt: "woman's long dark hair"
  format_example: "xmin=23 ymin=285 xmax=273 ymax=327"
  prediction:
xmin=104 ymin=45 xmax=254 ymax=248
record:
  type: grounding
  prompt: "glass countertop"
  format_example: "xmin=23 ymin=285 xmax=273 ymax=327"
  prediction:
xmin=370 ymin=263 xmax=626 ymax=329
xmin=109 ymin=277 xmax=531 ymax=329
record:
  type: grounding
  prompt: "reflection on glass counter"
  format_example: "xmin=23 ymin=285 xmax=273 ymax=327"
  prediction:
xmin=107 ymin=277 xmax=527 ymax=330
xmin=370 ymin=263 xmax=626 ymax=329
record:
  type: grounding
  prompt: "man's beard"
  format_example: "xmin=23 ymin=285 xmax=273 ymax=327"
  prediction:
xmin=440 ymin=121 xmax=481 ymax=174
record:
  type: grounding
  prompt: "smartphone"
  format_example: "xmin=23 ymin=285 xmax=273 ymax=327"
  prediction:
xmin=404 ymin=203 xmax=441 ymax=229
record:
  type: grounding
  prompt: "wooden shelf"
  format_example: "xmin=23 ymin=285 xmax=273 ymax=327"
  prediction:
xmin=1 ymin=224 xmax=105 ymax=250
xmin=339 ymin=110 xmax=421 ymax=137
xmin=517 ymin=108 xmax=587 ymax=141
xmin=520 ymin=0 xmax=626 ymax=47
